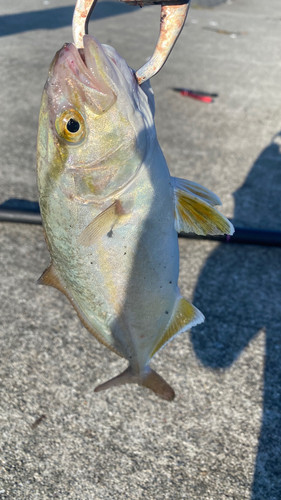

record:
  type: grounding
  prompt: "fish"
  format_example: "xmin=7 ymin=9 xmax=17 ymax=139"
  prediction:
xmin=37 ymin=35 xmax=234 ymax=401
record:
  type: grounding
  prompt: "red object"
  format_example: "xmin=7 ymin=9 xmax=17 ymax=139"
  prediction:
xmin=180 ymin=89 xmax=213 ymax=103
xmin=173 ymin=87 xmax=218 ymax=103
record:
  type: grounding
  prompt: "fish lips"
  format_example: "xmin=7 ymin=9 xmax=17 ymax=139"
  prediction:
xmin=52 ymin=36 xmax=117 ymax=115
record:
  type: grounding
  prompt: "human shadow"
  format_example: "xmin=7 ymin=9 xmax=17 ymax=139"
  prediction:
xmin=191 ymin=133 xmax=281 ymax=499
xmin=0 ymin=2 xmax=137 ymax=38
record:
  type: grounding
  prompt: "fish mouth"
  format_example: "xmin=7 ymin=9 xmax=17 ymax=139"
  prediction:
xmin=54 ymin=35 xmax=116 ymax=114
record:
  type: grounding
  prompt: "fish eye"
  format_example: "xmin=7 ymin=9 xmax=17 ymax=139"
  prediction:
xmin=67 ymin=118 xmax=80 ymax=133
xmin=55 ymin=109 xmax=85 ymax=143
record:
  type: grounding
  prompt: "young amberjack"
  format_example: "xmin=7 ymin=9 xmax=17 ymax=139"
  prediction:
xmin=37 ymin=36 xmax=233 ymax=401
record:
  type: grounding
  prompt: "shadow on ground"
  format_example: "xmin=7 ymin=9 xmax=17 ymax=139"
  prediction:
xmin=0 ymin=2 xmax=137 ymax=38
xmin=191 ymin=133 xmax=281 ymax=499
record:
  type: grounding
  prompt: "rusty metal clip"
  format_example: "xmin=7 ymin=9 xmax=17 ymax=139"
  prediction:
xmin=135 ymin=2 xmax=189 ymax=84
xmin=72 ymin=0 xmax=190 ymax=83
xmin=72 ymin=0 xmax=98 ymax=49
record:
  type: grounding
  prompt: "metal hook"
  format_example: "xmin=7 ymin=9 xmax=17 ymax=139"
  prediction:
xmin=72 ymin=0 xmax=189 ymax=83
xmin=135 ymin=2 xmax=189 ymax=84
xmin=72 ymin=0 xmax=98 ymax=49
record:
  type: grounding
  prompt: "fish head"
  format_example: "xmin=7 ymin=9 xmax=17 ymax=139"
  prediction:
xmin=37 ymin=35 xmax=156 ymax=203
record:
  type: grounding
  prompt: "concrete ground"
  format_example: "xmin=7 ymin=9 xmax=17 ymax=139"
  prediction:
xmin=0 ymin=0 xmax=281 ymax=498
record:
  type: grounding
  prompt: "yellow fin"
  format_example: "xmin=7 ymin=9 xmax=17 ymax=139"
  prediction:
xmin=174 ymin=177 xmax=222 ymax=206
xmin=150 ymin=298 xmax=204 ymax=358
xmin=173 ymin=177 xmax=234 ymax=236
xmin=78 ymin=199 xmax=126 ymax=247
xmin=37 ymin=263 xmax=124 ymax=358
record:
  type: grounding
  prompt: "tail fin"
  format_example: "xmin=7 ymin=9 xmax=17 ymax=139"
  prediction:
xmin=94 ymin=365 xmax=175 ymax=401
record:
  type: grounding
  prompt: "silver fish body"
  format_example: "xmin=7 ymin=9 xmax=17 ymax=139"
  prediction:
xmin=37 ymin=36 xmax=233 ymax=400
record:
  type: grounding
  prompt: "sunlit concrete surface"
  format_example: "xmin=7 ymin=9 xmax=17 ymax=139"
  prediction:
xmin=0 ymin=0 xmax=281 ymax=498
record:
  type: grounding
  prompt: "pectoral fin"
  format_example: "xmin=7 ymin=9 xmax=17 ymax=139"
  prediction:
xmin=173 ymin=177 xmax=234 ymax=236
xmin=150 ymin=297 xmax=204 ymax=358
xmin=78 ymin=199 xmax=126 ymax=247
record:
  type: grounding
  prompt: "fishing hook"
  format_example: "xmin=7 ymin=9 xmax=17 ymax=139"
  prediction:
xmin=72 ymin=0 xmax=98 ymax=49
xmin=72 ymin=0 xmax=190 ymax=83
xmin=135 ymin=2 xmax=189 ymax=84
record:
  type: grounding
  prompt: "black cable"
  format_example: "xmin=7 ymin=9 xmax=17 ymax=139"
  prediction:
xmin=1 ymin=199 xmax=281 ymax=247
xmin=178 ymin=228 xmax=281 ymax=247
xmin=0 ymin=199 xmax=41 ymax=225
xmin=0 ymin=209 xmax=42 ymax=225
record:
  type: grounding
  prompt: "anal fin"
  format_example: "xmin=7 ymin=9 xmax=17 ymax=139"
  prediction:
xmin=150 ymin=298 xmax=204 ymax=358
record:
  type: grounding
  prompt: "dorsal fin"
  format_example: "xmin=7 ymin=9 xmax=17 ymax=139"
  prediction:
xmin=37 ymin=263 xmax=124 ymax=358
xmin=150 ymin=298 xmax=204 ymax=358
xmin=173 ymin=176 xmax=234 ymax=236
xmin=37 ymin=263 xmax=65 ymax=293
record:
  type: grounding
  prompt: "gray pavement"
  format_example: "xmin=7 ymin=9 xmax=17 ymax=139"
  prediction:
xmin=1 ymin=0 xmax=281 ymax=498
